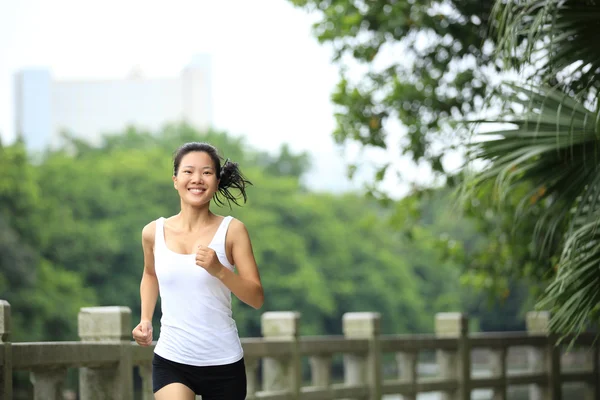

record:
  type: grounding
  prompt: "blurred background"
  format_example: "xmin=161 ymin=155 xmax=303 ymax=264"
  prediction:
xmin=2 ymin=0 xmax=596 ymax=398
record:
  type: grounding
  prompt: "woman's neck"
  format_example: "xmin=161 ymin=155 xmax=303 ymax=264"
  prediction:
xmin=175 ymin=203 xmax=214 ymax=232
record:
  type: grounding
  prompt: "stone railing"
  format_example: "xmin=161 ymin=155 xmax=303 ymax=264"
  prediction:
xmin=0 ymin=299 xmax=598 ymax=400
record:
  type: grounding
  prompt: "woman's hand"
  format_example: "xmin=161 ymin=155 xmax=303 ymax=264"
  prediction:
xmin=132 ymin=320 xmax=153 ymax=346
xmin=196 ymin=245 xmax=225 ymax=278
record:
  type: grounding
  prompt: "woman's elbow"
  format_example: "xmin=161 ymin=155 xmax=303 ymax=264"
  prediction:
xmin=252 ymin=287 xmax=265 ymax=309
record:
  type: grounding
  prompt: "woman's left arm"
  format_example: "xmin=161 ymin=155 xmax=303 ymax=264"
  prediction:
xmin=210 ymin=219 xmax=264 ymax=309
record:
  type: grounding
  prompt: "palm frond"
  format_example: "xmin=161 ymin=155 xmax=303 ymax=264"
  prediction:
xmin=538 ymin=218 xmax=600 ymax=339
xmin=491 ymin=0 xmax=600 ymax=96
xmin=464 ymin=83 xmax=600 ymax=338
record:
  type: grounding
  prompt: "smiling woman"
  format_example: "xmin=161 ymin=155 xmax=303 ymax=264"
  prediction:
xmin=131 ymin=142 xmax=263 ymax=400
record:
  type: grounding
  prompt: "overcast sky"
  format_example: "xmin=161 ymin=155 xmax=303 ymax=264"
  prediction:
xmin=0 ymin=0 xmax=434 ymax=197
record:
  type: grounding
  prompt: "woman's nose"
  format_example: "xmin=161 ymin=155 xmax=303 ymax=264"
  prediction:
xmin=191 ymin=173 xmax=203 ymax=183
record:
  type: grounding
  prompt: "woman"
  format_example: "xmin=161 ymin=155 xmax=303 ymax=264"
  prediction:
xmin=132 ymin=142 xmax=264 ymax=400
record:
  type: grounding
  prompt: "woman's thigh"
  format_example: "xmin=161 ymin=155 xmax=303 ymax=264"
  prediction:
xmin=200 ymin=358 xmax=247 ymax=400
xmin=152 ymin=353 xmax=197 ymax=398
xmin=154 ymin=383 xmax=196 ymax=400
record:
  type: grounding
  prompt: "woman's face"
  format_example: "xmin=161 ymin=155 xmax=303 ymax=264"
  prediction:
xmin=173 ymin=151 xmax=220 ymax=206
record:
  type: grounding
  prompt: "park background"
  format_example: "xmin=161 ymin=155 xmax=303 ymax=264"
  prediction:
xmin=2 ymin=0 xmax=598 ymax=398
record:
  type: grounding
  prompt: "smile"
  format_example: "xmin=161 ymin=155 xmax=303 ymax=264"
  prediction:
xmin=188 ymin=188 xmax=206 ymax=194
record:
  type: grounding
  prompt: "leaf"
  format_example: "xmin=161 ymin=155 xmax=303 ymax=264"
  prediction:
xmin=464 ymin=82 xmax=600 ymax=340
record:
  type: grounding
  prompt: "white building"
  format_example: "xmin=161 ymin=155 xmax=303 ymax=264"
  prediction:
xmin=14 ymin=55 xmax=212 ymax=152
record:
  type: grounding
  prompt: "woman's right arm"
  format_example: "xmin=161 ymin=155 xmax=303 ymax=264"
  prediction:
xmin=132 ymin=221 xmax=158 ymax=346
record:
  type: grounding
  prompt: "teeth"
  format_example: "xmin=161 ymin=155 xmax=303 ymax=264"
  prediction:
xmin=189 ymin=188 xmax=204 ymax=193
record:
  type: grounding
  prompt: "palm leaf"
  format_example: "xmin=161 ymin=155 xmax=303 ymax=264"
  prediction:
xmin=464 ymin=83 xmax=600 ymax=338
xmin=491 ymin=0 xmax=600 ymax=96
xmin=538 ymin=218 xmax=600 ymax=339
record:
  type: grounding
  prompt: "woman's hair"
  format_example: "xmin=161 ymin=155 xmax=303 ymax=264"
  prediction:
xmin=173 ymin=142 xmax=252 ymax=207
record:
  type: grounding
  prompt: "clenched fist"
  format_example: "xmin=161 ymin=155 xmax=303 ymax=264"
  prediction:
xmin=132 ymin=320 xmax=153 ymax=346
xmin=196 ymin=245 xmax=224 ymax=277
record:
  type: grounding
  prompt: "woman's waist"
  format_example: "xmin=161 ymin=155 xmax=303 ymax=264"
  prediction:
xmin=160 ymin=306 xmax=235 ymax=330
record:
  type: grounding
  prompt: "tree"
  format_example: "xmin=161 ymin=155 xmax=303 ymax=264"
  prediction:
xmin=0 ymin=141 xmax=96 ymax=341
xmin=390 ymin=186 xmax=539 ymax=331
xmin=287 ymin=0 xmax=498 ymax=193
xmin=287 ymin=0 xmax=553 ymax=332
xmin=16 ymin=124 xmax=468 ymax=338
xmin=464 ymin=0 xmax=600 ymax=338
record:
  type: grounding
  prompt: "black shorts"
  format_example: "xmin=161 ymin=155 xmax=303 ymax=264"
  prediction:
xmin=152 ymin=352 xmax=247 ymax=399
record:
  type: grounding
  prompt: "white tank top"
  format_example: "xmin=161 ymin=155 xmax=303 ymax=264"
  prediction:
xmin=153 ymin=216 xmax=244 ymax=366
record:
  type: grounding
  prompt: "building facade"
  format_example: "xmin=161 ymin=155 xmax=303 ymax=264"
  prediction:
xmin=14 ymin=55 xmax=212 ymax=152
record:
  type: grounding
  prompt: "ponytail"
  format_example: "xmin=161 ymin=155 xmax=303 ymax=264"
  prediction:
xmin=216 ymin=159 xmax=252 ymax=208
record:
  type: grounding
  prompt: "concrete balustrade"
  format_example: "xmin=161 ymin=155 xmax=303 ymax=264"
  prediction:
xmin=343 ymin=312 xmax=382 ymax=400
xmin=434 ymin=313 xmax=470 ymax=400
xmin=260 ymin=311 xmax=301 ymax=398
xmin=1 ymin=299 xmax=598 ymax=400
xmin=78 ymin=306 xmax=134 ymax=400
xmin=1 ymin=300 xmax=12 ymax=400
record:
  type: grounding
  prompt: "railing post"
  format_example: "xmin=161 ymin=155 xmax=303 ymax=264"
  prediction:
xmin=526 ymin=311 xmax=561 ymax=400
xmin=78 ymin=306 xmax=133 ymax=400
xmin=0 ymin=300 xmax=12 ymax=400
xmin=435 ymin=312 xmax=470 ymax=400
xmin=343 ymin=312 xmax=382 ymax=400
xmin=261 ymin=311 xmax=301 ymax=399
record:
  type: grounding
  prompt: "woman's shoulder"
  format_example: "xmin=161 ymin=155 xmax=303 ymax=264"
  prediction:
xmin=141 ymin=220 xmax=157 ymax=243
xmin=141 ymin=216 xmax=169 ymax=244
xmin=226 ymin=216 xmax=249 ymax=238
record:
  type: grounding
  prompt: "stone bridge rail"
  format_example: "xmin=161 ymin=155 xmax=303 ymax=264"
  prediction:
xmin=0 ymin=299 xmax=598 ymax=400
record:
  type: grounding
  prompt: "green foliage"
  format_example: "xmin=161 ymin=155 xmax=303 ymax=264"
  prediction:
xmin=458 ymin=0 xmax=600 ymax=341
xmin=0 ymin=141 xmax=97 ymax=341
xmin=287 ymin=0 xmax=497 ymax=184
xmin=492 ymin=0 xmax=600 ymax=96
xmin=288 ymin=0 xmax=591 ymax=339
xmin=389 ymin=186 xmax=536 ymax=332
xmin=464 ymin=82 xmax=600 ymax=339
xmin=0 ymin=123 xmax=493 ymax=343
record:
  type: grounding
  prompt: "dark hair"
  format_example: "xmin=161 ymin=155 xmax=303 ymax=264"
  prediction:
xmin=173 ymin=142 xmax=252 ymax=207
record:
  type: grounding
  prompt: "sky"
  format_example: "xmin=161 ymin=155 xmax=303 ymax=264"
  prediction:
xmin=0 ymin=0 xmax=430 ymax=197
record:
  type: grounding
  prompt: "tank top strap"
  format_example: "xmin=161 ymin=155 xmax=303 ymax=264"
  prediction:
xmin=211 ymin=216 xmax=234 ymax=246
xmin=154 ymin=217 xmax=166 ymax=250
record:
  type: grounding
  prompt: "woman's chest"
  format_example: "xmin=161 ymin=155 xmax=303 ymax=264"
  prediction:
xmin=164 ymin=228 xmax=218 ymax=254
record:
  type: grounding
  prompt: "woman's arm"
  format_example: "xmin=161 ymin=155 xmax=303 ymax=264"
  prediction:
xmin=218 ymin=219 xmax=264 ymax=309
xmin=132 ymin=221 xmax=159 ymax=346
xmin=140 ymin=221 xmax=159 ymax=321
xmin=197 ymin=218 xmax=264 ymax=309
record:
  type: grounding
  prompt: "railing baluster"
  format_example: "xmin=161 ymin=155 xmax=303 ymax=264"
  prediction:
xmin=30 ymin=368 xmax=67 ymax=400
xmin=309 ymin=355 xmax=331 ymax=388
xmin=138 ymin=362 xmax=153 ymax=400
xmin=585 ymin=346 xmax=600 ymax=400
xmin=396 ymin=351 xmax=417 ymax=400
xmin=245 ymin=357 xmax=258 ymax=400
xmin=489 ymin=348 xmax=507 ymax=400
